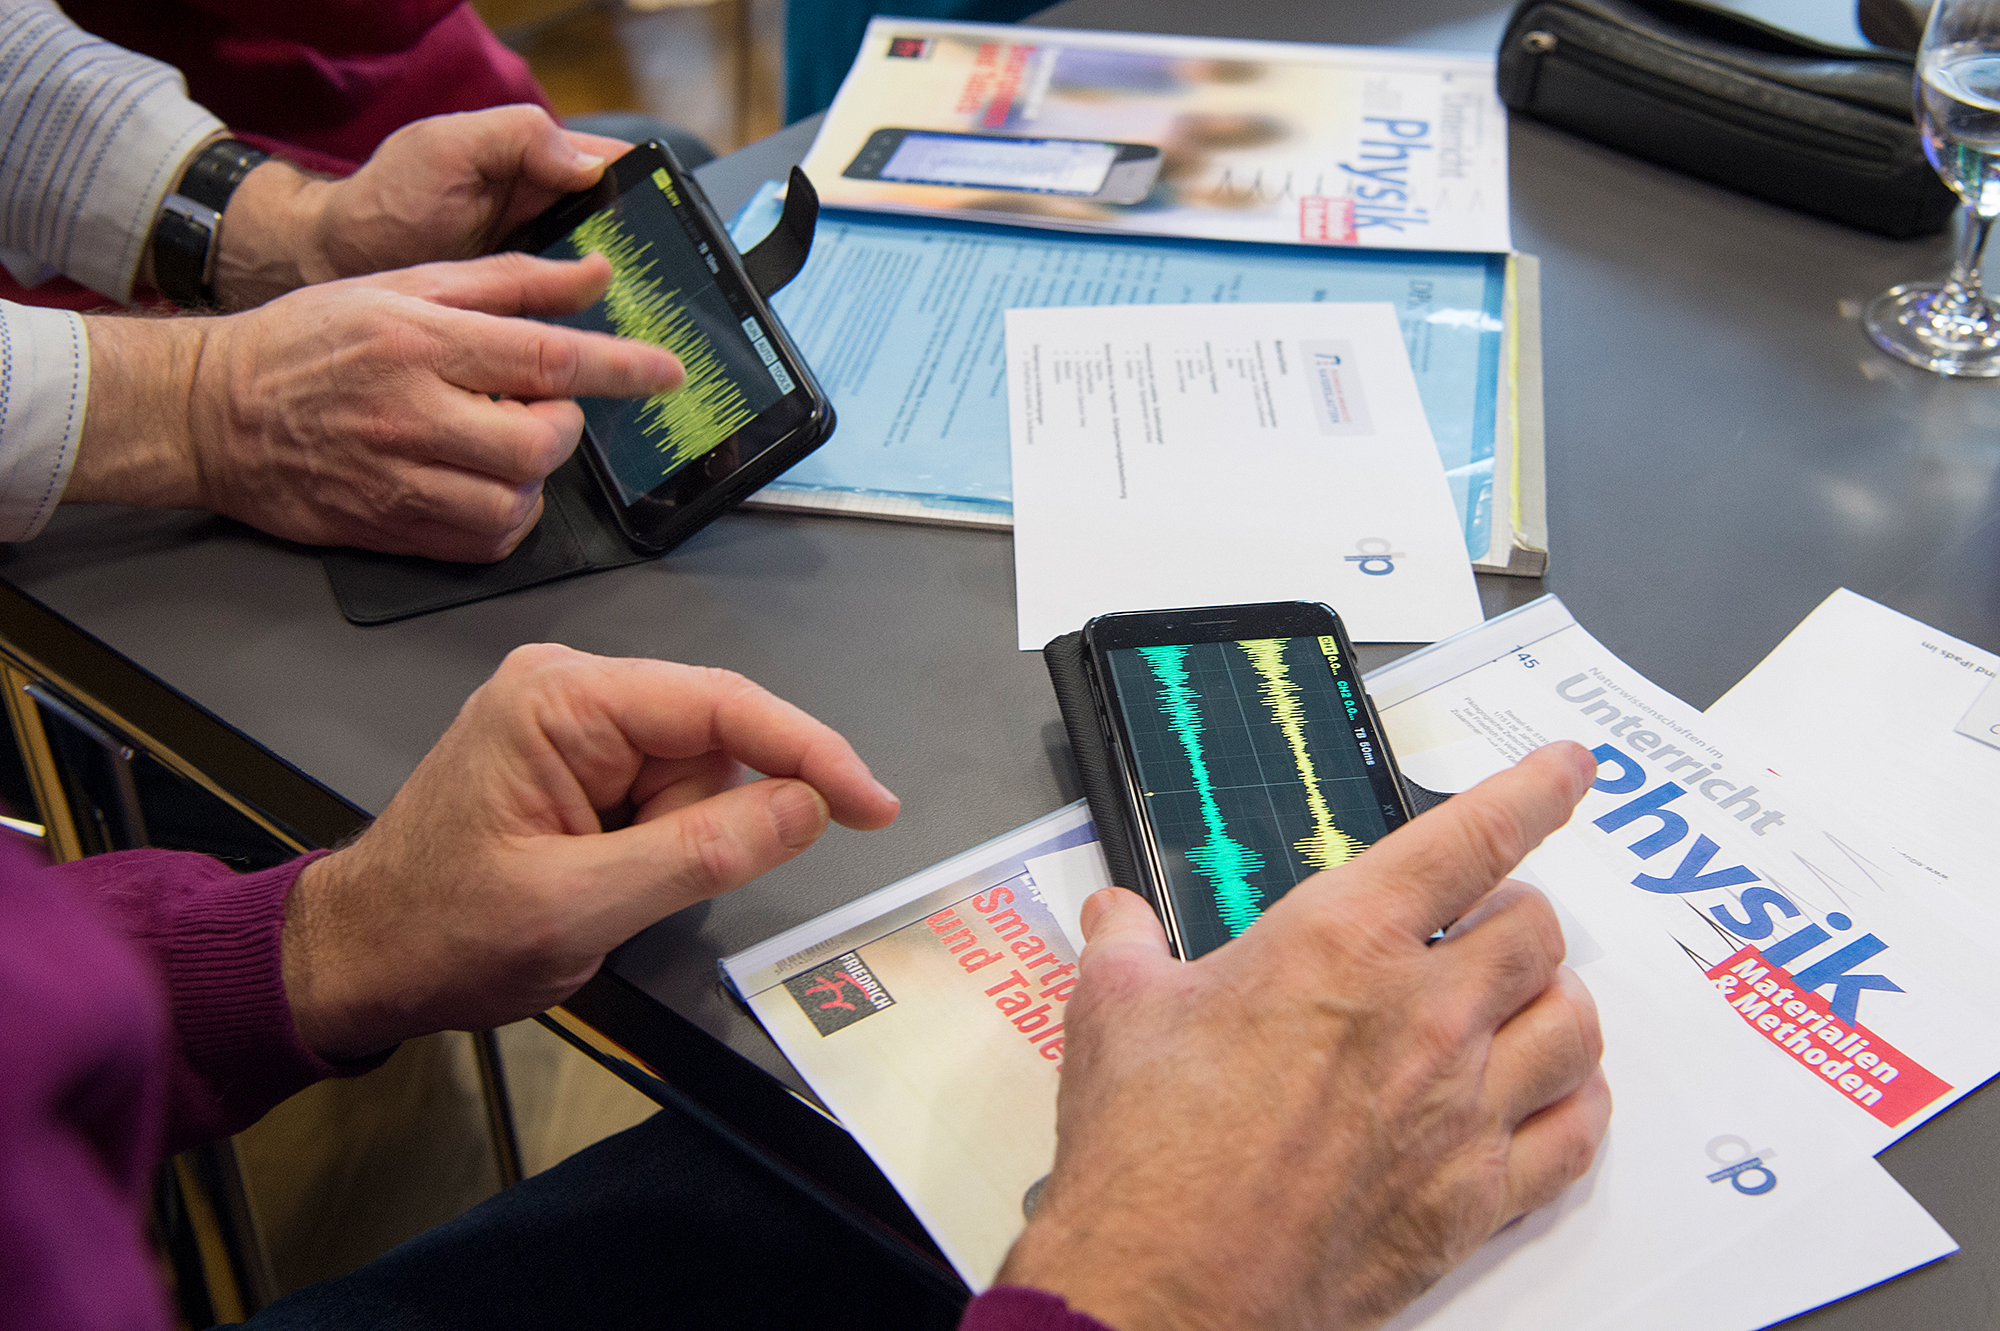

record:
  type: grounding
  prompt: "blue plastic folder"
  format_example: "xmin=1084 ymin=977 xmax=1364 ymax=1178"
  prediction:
xmin=731 ymin=181 xmax=1506 ymax=557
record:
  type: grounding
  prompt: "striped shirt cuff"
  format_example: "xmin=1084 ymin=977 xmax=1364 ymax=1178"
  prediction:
xmin=0 ymin=0 xmax=224 ymax=302
xmin=0 ymin=300 xmax=85 ymax=540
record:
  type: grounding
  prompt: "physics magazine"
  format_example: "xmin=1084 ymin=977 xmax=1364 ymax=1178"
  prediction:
xmin=802 ymin=18 xmax=1512 ymax=252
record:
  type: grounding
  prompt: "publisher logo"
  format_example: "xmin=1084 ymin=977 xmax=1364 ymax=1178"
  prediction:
xmin=1345 ymin=536 xmax=1402 ymax=576
xmin=1704 ymin=1135 xmax=1777 ymax=1196
xmin=786 ymin=951 xmax=895 ymax=1036
xmin=886 ymin=36 xmax=934 ymax=59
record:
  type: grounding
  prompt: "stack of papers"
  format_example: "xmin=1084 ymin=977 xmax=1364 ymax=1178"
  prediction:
xmin=728 ymin=17 xmax=1550 ymax=579
xmin=723 ymin=591 xmax=1997 ymax=1326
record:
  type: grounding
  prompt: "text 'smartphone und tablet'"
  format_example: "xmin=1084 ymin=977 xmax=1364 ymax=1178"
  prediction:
xmin=507 ymin=142 xmax=834 ymax=553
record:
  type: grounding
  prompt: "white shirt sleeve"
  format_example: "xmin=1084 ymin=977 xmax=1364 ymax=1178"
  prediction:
xmin=0 ymin=0 xmax=224 ymax=303
xmin=0 ymin=300 xmax=86 ymax=541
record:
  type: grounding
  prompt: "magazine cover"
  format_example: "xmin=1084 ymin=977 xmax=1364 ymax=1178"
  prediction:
xmin=1366 ymin=595 xmax=2000 ymax=1150
xmin=720 ymin=803 xmax=1109 ymax=1287
xmin=801 ymin=19 xmax=1512 ymax=252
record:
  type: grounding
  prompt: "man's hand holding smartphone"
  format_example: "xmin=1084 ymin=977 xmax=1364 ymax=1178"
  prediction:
xmin=1002 ymin=741 xmax=1611 ymax=1331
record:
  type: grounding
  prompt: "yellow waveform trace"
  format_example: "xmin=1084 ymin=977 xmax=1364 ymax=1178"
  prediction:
xmin=570 ymin=208 xmax=756 ymax=476
xmin=1238 ymin=637 xmax=1364 ymax=873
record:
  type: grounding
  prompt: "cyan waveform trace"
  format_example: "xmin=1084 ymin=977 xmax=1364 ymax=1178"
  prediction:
xmin=570 ymin=207 xmax=755 ymax=476
xmin=1137 ymin=644 xmax=1265 ymax=936
xmin=1238 ymin=638 xmax=1364 ymax=873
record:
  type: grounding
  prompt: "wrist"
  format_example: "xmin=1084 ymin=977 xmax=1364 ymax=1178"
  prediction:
xmin=66 ymin=315 xmax=207 ymax=508
xmin=212 ymin=161 xmax=338 ymax=309
xmin=283 ymin=850 xmax=403 ymax=1062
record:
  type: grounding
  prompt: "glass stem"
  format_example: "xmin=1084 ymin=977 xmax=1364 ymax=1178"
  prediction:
xmin=1939 ymin=202 xmax=1999 ymax=322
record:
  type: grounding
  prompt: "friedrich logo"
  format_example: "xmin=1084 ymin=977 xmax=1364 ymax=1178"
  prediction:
xmin=785 ymin=951 xmax=895 ymax=1036
xmin=1301 ymin=340 xmax=1374 ymax=436
xmin=1704 ymin=1135 xmax=1777 ymax=1195
xmin=1345 ymin=536 xmax=1401 ymax=576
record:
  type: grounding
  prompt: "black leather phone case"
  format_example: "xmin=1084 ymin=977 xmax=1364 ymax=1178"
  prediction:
xmin=1497 ymin=0 xmax=1955 ymax=238
xmin=1040 ymin=630 xmax=1451 ymax=898
xmin=321 ymin=167 xmax=823 ymax=626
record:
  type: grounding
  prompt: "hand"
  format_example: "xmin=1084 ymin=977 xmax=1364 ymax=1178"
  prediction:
xmin=280 ymin=645 xmax=902 ymax=1061
xmin=212 ymin=105 xmax=631 ymax=309
xmin=1000 ymin=741 xmax=1611 ymax=1331
xmin=74 ymin=252 xmax=683 ymax=561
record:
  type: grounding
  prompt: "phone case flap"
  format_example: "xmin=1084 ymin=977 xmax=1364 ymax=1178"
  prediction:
xmin=738 ymin=167 xmax=820 ymax=300
xmin=321 ymin=452 xmax=646 ymax=625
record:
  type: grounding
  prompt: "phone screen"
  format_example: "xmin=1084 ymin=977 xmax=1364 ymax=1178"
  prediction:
xmin=879 ymin=132 xmax=1119 ymax=194
xmin=537 ymin=165 xmax=797 ymax=507
xmin=1104 ymin=632 xmax=1398 ymax=957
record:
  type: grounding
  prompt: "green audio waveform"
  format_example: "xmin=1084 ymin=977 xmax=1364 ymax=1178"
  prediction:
xmin=1137 ymin=645 xmax=1265 ymax=936
xmin=1239 ymin=638 xmax=1363 ymax=873
xmin=569 ymin=207 xmax=755 ymax=475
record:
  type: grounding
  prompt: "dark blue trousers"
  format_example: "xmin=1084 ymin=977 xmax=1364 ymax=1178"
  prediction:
xmin=241 ymin=1100 xmax=967 ymax=1329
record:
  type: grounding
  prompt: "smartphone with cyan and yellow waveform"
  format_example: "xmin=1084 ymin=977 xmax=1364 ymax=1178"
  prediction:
xmin=1083 ymin=602 xmax=1413 ymax=959
xmin=507 ymin=143 xmax=833 ymax=553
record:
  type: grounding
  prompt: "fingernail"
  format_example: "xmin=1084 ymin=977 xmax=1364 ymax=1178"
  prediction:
xmin=1079 ymin=887 xmax=1119 ymax=940
xmin=1558 ymin=739 xmax=1599 ymax=783
xmin=574 ymin=150 xmax=607 ymax=171
xmin=769 ymin=781 xmax=829 ymax=850
xmin=869 ymin=775 xmax=900 ymax=808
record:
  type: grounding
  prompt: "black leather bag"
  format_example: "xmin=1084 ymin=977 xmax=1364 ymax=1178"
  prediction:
xmin=1496 ymin=0 xmax=1956 ymax=238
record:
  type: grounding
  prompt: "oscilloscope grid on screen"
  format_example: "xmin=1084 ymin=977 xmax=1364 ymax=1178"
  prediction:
xmin=540 ymin=169 xmax=787 ymax=506
xmin=1108 ymin=637 xmax=1389 ymax=941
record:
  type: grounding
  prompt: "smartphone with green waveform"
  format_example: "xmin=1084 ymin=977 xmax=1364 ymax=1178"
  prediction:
xmin=1083 ymin=602 xmax=1413 ymax=959
xmin=507 ymin=143 xmax=833 ymax=553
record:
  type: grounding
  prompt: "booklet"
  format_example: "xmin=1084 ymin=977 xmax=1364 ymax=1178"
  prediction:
xmin=802 ymin=19 xmax=1512 ymax=253
xmin=1004 ymin=300 xmax=1484 ymax=647
xmin=720 ymin=803 xmax=1104 ymax=1288
xmin=729 ymin=186 xmax=1549 ymax=575
xmin=721 ymin=784 xmax=1956 ymax=1321
xmin=1368 ymin=595 xmax=2000 ymax=1151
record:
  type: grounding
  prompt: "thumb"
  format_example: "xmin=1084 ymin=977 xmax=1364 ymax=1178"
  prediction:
xmin=510 ymin=110 xmax=615 ymax=193
xmin=437 ymin=103 xmax=608 ymax=196
xmin=1079 ymin=887 xmax=1172 ymax=964
xmin=554 ymin=777 xmax=832 ymax=946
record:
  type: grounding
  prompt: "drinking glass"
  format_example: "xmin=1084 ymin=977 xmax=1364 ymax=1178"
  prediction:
xmin=1867 ymin=0 xmax=2000 ymax=376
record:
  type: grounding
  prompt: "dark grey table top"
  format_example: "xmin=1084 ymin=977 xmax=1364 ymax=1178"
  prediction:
xmin=3 ymin=1 xmax=1996 ymax=1324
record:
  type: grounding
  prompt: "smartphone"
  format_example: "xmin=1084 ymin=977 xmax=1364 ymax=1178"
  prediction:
xmin=1083 ymin=602 xmax=1414 ymax=959
xmin=842 ymin=128 xmax=1162 ymax=204
xmin=506 ymin=143 xmax=834 ymax=553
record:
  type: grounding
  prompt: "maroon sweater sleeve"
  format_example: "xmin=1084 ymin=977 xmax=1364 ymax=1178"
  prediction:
xmin=960 ymin=1286 xmax=1118 ymax=1331
xmin=44 ymin=847 xmax=382 ymax=1155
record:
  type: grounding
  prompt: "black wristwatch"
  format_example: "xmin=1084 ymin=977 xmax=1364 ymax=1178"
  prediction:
xmin=151 ymin=138 xmax=270 ymax=308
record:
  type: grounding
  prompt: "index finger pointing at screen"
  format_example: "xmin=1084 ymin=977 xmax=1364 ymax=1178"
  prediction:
xmin=1327 ymin=740 xmax=1600 ymax=942
xmin=436 ymin=307 xmax=686 ymax=403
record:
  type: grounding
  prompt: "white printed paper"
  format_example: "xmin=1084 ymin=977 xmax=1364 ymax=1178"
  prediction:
xmin=1707 ymin=589 xmax=2000 ymax=917
xmin=1005 ymin=301 xmax=1483 ymax=649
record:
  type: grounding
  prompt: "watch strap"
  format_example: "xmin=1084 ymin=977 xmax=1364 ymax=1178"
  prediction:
xmin=151 ymin=138 xmax=270 ymax=307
